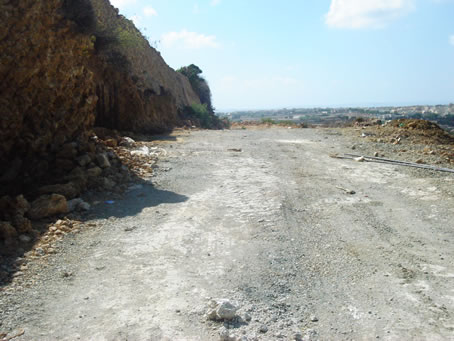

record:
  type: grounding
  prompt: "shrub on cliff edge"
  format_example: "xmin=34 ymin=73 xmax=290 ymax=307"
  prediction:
xmin=177 ymin=64 xmax=214 ymax=114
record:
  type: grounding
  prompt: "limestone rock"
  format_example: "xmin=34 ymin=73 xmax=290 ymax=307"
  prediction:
xmin=104 ymin=138 xmax=118 ymax=147
xmin=102 ymin=177 xmax=116 ymax=190
xmin=68 ymin=198 xmax=91 ymax=212
xmin=15 ymin=195 xmax=30 ymax=216
xmin=0 ymin=221 xmax=17 ymax=241
xmin=207 ymin=299 xmax=238 ymax=321
xmin=28 ymin=194 xmax=68 ymax=220
xmin=87 ymin=167 xmax=103 ymax=178
xmin=96 ymin=153 xmax=111 ymax=168
xmin=19 ymin=234 xmax=32 ymax=243
xmin=38 ymin=182 xmax=79 ymax=199
xmin=13 ymin=215 xmax=33 ymax=233
xmin=119 ymin=137 xmax=135 ymax=147
xmin=219 ymin=327 xmax=237 ymax=341
xmin=77 ymin=154 xmax=92 ymax=167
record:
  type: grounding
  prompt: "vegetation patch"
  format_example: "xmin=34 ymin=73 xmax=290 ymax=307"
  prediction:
xmin=181 ymin=103 xmax=228 ymax=129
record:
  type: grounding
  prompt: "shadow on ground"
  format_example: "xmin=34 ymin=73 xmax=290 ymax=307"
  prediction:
xmin=85 ymin=183 xmax=188 ymax=220
xmin=0 ymin=132 xmax=188 ymax=286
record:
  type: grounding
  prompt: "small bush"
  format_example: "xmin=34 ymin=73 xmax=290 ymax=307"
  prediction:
xmin=182 ymin=103 xmax=226 ymax=129
xmin=261 ymin=118 xmax=276 ymax=124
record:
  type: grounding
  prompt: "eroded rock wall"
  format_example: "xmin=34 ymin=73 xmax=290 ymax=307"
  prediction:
xmin=91 ymin=0 xmax=201 ymax=132
xmin=0 ymin=0 xmax=98 ymax=195
xmin=0 ymin=0 xmax=201 ymax=197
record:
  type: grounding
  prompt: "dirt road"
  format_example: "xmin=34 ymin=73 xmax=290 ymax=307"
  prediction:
xmin=1 ymin=128 xmax=454 ymax=340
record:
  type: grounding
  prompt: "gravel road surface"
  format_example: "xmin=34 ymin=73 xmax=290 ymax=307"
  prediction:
xmin=1 ymin=128 xmax=454 ymax=340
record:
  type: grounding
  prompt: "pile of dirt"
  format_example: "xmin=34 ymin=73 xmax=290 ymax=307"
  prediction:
xmin=345 ymin=118 xmax=454 ymax=167
xmin=385 ymin=119 xmax=454 ymax=145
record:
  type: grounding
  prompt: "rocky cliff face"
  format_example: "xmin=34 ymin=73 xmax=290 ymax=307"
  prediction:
xmin=0 ymin=0 xmax=201 ymax=197
xmin=90 ymin=0 xmax=201 ymax=132
xmin=0 ymin=0 xmax=98 ymax=195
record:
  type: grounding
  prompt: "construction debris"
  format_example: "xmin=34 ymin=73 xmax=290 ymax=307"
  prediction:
xmin=333 ymin=153 xmax=454 ymax=174
xmin=336 ymin=186 xmax=356 ymax=195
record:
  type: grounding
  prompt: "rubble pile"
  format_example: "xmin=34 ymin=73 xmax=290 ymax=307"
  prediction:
xmin=347 ymin=118 xmax=454 ymax=166
xmin=0 ymin=129 xmax=163 ymax=259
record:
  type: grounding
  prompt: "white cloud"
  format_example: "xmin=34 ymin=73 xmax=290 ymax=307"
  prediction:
xmin=143 ymin=6 xmax=158 ymax=17
xmin=210 ymin=0 xmax=221 ymax=6
xmin=161 ymin=30 xmax=220 ymax=49
xmin=325 ymin=0 xmax=414 ymax=29
xmin=450 ymin=35 xmax=454 ymax=46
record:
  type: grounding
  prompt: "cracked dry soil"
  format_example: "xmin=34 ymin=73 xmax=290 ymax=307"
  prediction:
xmin=1 ymin=128 xmax=454 ymax=340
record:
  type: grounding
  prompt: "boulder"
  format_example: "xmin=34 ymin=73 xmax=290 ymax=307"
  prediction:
xmin=87 ymin=166 xmax=103 ymax=178
xmin=76 ymin=154 xmax=92 ymax=167
xmin=95 ymin=154 xmax=111 ymax=168
xmin=119 ymin=137 xmax=135 ymax=147
xmin=14 ymin=195 xmax=30 ymax=216
xmin=0 ymin=221 xmax=17 ymax=241
xmin=13 ymin=215 xmax=33 ymax=233
xmin=102 ymin=177 xmax=116 ymax=190
xmin=67 ymin=198 xmax=91 ymax=212
xmin=207 ymin=299 xmax=238 ymax=321
xmin=28 ymin=194 xmax=68 ymax=220
xmin=38 ymin=182 xmax=80 ymax=199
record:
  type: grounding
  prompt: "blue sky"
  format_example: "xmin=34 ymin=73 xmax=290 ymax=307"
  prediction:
xmin=110 ymin=0 xmax=454 ymax=110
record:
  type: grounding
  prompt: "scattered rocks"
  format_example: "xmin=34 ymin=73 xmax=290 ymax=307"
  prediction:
xmin=310 ymin=315 xmax=319 ymax=322
xmin=207 ymin=299 xmax=238 ymax=321
xmin=28 ymin=194 xmax=68 ymax=219
xmin=131 ymin=146 xmax=150 ymax=156
xmin=219 ymin=327 xmax=236 ymax=341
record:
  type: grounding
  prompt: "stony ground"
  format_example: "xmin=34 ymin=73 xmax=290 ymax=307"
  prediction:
xmin=1 ymin=127 xmax=454 ymax=340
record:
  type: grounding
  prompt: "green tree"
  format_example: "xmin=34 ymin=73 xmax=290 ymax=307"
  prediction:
xmin=177 ymin=64 xmax=213 ymax=113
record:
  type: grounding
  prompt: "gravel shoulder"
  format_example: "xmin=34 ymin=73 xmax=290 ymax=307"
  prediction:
xmin=1 ymin=127 xmax=454 ymax=340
